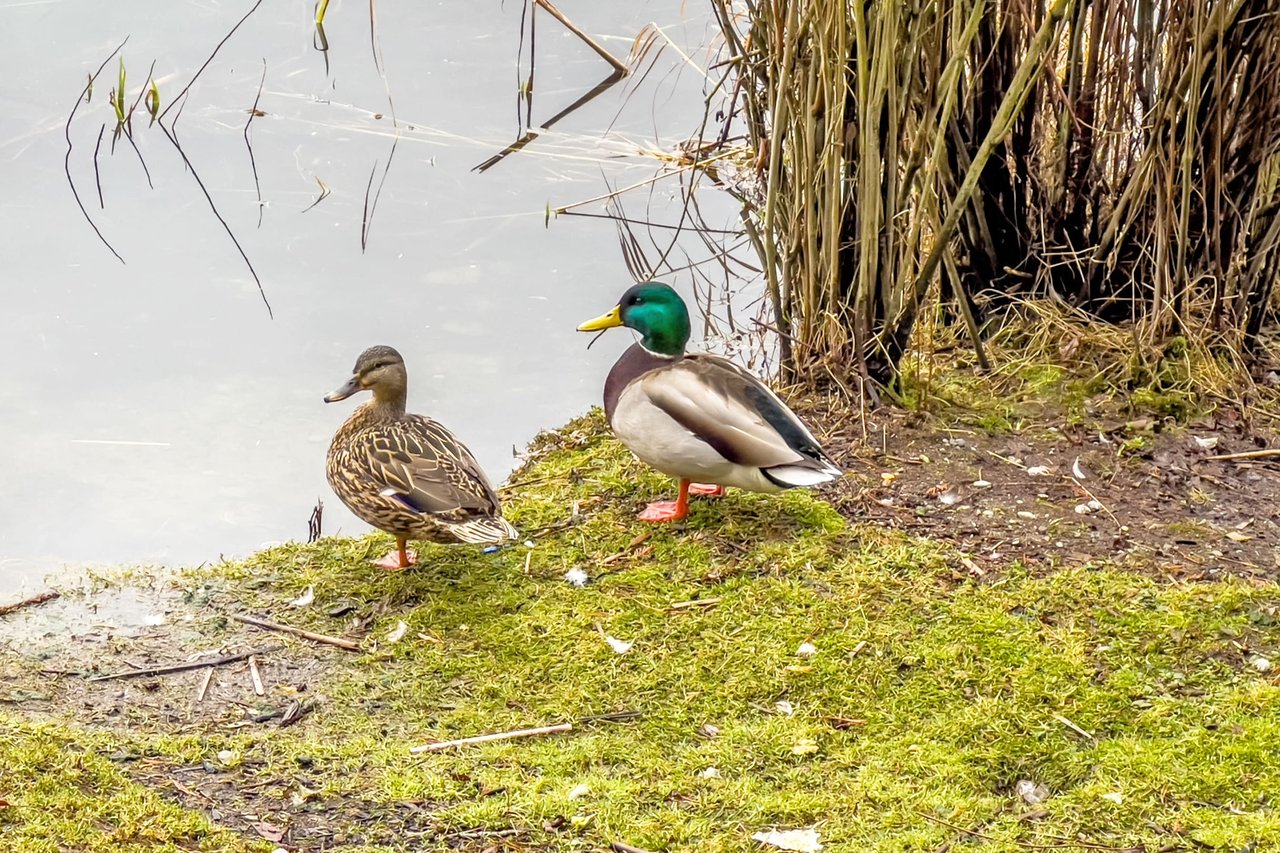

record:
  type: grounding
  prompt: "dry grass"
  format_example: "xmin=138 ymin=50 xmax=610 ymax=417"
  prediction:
xmin=682 ymin=0 xmax=1280 ymax=397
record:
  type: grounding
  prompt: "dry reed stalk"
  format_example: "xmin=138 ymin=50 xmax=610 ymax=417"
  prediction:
xmin=690 ymin=0 xmax=1280 ymax=396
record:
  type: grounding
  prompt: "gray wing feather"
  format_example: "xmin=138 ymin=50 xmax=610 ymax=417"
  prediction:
xmin=641 ymin=355 xmax=827 ymax=468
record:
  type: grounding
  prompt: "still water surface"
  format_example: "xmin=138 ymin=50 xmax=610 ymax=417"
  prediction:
xmin=0 ymin=0 xmax=740 ymax=597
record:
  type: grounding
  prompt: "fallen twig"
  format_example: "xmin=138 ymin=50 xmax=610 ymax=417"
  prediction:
xmin=602 ymin=531 xmax=653 ymax=565
xmin=279 ymin=698 xmax=318 ymax=727
xmin=410 ymin=722 xmax=572 ymax=753
xmin=443 ymin=827 xmax=526 ymax=842
xmin=1052 ymin=712 xmax=1095 ymax=741
xmin=612 ymin=842 xmax=657 ymax=853
xmin=247 ymin=655 xmax=265 ymax=696
xmin=668 ymin=597 xmax=722 ymax=610
xmin=231 ymin=613 xmax=361 ymax=651
xmin=958 ymin=555 xmax=985 ymax=577
xmin=410 ymin=711 xmax=639 ymax=753
xmin=1069 ymin=476 xmax=1122 ymax=530
xmin=88 ymin=645 xmax=282 ymax=683
xmin=1202 ymin=448 xmax=1280 ymax=463
xmin=0 ymin=590 xmax=60 ymax=618
xmin=250 ymin=698 xmax=318 ymax=726
xmin=913 ymin=809 xmax=1133 ymax=850
xmin=195 ymin=667 xmax=214 ymax=702
xmin=579 ymin=710 xmax=642 ymax=724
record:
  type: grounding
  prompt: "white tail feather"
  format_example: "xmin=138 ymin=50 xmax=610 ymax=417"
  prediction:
xmin=448 ymin=515 xmax=519 ymax=544
xmin=765 ymin=463 xmax=842 ymax=488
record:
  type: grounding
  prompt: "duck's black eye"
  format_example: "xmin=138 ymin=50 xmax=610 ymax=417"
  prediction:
xmin=630 ymin=295 xmax=644 ymax=305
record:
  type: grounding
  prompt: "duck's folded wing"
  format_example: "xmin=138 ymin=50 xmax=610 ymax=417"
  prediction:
xmin=360 ymin=419 xmax=500 ymax=517
xmin=641 ymin=355 xmax=824 ymax=468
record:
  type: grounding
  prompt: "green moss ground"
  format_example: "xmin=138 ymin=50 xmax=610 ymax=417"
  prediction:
xmin=3 ymin=411 xmax=1279 ymax=851
xmin=0 ymin=720 xmax=248 ymax=853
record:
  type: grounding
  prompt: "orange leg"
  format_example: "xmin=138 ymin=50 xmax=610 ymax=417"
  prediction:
xmin=638 ymin=478 xmax=692 ymax=523
xmin=374 ymin=537 xmax=417 ymax=571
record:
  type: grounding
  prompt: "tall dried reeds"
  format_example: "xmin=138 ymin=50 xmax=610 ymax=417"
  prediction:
xmin=707 ymin=0 xmax=1280 ymax=390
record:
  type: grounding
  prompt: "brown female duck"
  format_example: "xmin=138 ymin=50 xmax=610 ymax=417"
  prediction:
xmin=324 ymin=345 xmax=517 ymax=570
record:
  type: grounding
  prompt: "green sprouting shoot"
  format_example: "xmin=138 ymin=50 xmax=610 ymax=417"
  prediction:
xmin=146 ymin=80 xmax=160 ymax=124
xmin=112 ymin=58 xmax=126 ymax=125
xmin=315 ymin=0 xmax=330 ymax=25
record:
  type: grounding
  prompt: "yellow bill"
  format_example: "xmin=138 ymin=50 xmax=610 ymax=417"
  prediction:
xmin=577 ymin=305 xmax=623 ymax=332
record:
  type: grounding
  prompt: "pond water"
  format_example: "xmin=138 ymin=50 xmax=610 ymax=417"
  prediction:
xmin=0 ymin=0 xmax=746 ymax=598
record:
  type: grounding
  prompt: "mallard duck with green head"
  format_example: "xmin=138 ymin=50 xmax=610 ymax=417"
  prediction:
xmin=324 ymin=345 xmax=518 ymax=570
xmin=577 ymin=282 xmax=842 ymax=522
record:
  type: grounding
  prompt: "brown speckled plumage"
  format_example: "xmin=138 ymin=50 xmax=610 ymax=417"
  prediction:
xmin=325 ymin=345 xmax=517 ymax=548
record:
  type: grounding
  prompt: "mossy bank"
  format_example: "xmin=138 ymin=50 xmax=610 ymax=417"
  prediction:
xmin=2 ymin=411 xmax=1278 ymax=852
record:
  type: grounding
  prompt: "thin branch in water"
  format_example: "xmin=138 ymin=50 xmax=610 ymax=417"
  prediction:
xmin=605 ymin=192 xmax=656 ymax=281
xmin=158 ymin=0 xmax=266 ymax=121
xmin=360 ymin=136 xmax=400 ymax=252
xmin=364 ymin=0 xmax=398 ymax=128
xmin=553 ymin=160 xmax=708 ymax=214
xmin=65 ymin=36 xmax=127 ymax=264
xmin=170 ymin=90 xmax=191 ymax=144
xmin=301 ymin=176 xmax=331 ymax=213
xmin=533 ymin=0 xmax=629 ymax=75
xmin=360 ymin=162 xmax=378 ymax=250
xmin=156 ymin=120 xmax=273 ymax=318
xmin=367 ymin=0 xmax=383 ymax=75
xmin=313 ymin=20 xmax=330 ymax=76
xmin=123 ymin=60 xmax=154 ymax=132
xmin=473 ymin=70 xmax=621 ymax=173
xmin=92 ymin=124 xmax=106 ymax=208
xmin=122 ymin=61 xmax=157 ymax=189
xmin=559 ymin=209 xmax=742 ymax=234
xmin=471 ymin=130 xmax=540 ymax=174
xmin=515 ymin=0 xmax=535 ymax=135
xmin=244 ymin=59 xmax=268 ymax=228
xmin=357 ymin=0 xmax=402 ymax=252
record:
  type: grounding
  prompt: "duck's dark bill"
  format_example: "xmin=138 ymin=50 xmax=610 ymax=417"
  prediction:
xmin=577 ymin=305 xmax=623 ymax=332
xmin=324 ymin=375 xmax=362 ymax=402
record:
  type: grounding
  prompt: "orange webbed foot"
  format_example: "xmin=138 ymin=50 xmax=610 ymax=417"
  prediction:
xmin=637 ymin=501 xmax=688 ymax=523
xmin=688 ymin=483 xmax=726 ymax=497
xmin=374 ymin=549 xmax=416 ymax=571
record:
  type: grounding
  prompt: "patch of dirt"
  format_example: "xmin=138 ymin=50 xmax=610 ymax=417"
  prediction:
xmin=124 ymin=757 xmax=528 ymax=851
xmin=806 ymin=397 xmax=1280 ymax=583
xmin=0 ymin=584 xmax=452 ymax=851
xmin=0 ymin=585 xmax=342 ymax=735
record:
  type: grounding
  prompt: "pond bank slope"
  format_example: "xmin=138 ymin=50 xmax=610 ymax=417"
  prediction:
xmin=1 ymin=412 xmax=1278 ymax=852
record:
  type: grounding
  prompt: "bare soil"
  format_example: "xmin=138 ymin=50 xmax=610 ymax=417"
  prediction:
xmin=804 ymin=396 xmax=1280 ymax=585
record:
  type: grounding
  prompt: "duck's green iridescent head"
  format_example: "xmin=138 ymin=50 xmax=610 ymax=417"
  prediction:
xmin=577 ymin=281 xmax=691 ymax=357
